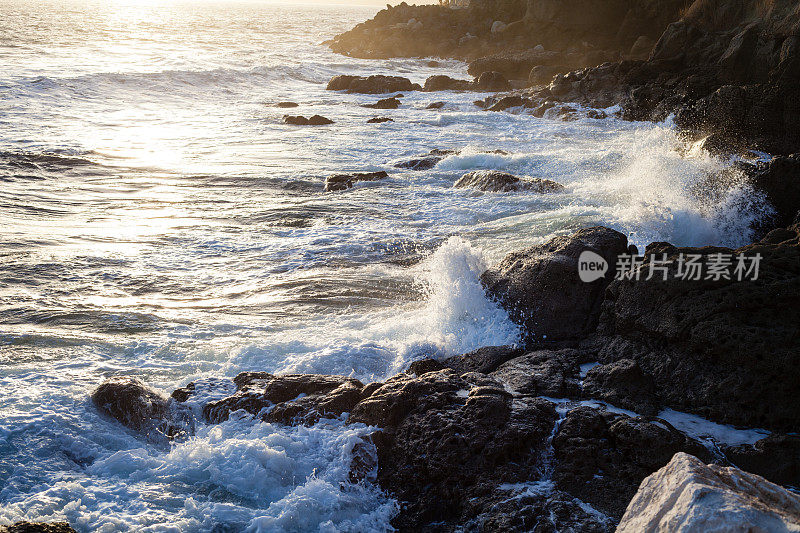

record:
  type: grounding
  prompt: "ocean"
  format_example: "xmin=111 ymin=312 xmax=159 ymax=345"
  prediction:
xmin=0 ymin=0 xmax=772 ymax=531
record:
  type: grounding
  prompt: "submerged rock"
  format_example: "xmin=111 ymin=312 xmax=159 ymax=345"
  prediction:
xmin=367 ymin=117 xmax=393 ymax=123
xmin=363 ymin=97 xmax=400 ymax=109
xmin=275 ymin=101 xmax=299 ymax=108
xmin=203 ymin=372 xmax=365 ymax=425
xmin=617 ymin=452 xmax=800 ymax=532
xmin=454 ymin=170 xmax=563 ymax=193
xmin=326 ymin=74 xmax=421 ymax=94
xmin=425 ymin=101 xmax=446 ymax=109
xmin=394 ymin=156 xmax=441 ymax=171
xmin=324 ymin=170 xmax=389 ymax=192
xmin=92 ymin=377 xmax=193 ymax=440
xmin=282 ymin=115 xmax=334 ymax=126
xmin=481 ymin=226 xmax=629 ymax=343
xmin=0 ymin=523 xmax=77 ymax=533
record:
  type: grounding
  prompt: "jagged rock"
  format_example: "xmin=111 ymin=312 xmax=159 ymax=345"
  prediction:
xmin=363 ymin=97 xmax=400 ymax=109
xmin=474 ymin=71 xmax=511 ymax=91
xmin=749 ymin=153 xmax=800 ymax=229
xmin=487 ymin=95 xmax=532 ymax=111
xmin=367 ymin=117 xmax=393 ymax=123
xmin=275 ymin=101 xmax=299 ymax=108
xmin=553 ymin=407 xmax=712 ymax=519
xmin=324 ymin=171 xmax=389 ymax=192
xmin=92 ymin=377 xmax=193 ymax=440
xmin=442 ymin=345 xmax=524 ymax=374
xmin=454 ymin=170 xmax=564 ymax=193
xmin=481 ymin=226 xmax=629 ymax=342
xmin=490 ymin=349 xmax=582 ymax=398
xmin=348 ymin=369 xmax=559 ymax=530
xmin=617 ymin=452 xmax=800 ymax=532
xmin=394 ymin=156 xmax=441 ymax=171
xmin=0 ymin=523 xmax=77 ymax=533
xmin=595 ymin=224 xmax=800 ymax=431
xmin=426 ymin=101 xmax=446 ymax=109
xmin=283 ymin=115 xmax=334 ymax=125
xmin=423 ymin=75 xmax=472 ymax=91
xmin=582 ymin=359 xmax=659 ymax=416
xmin=721 ymin=434 xmax=800 ymax=488
xmin=203 ymin=372 xmax=365 ymax=425
xmin=326 ymin=74 xmax=421 ymax=94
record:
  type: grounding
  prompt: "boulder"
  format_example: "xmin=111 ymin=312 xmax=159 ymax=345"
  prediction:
xmin=423 ymin=75 xmax=473 ymax=91
xmin=487 ymin=95 xmax=532 ymax=111
xmin=203 ymin=372 xmax=365 ymax=425
xmin=749 ymin=153 xmax=800 ymax=229
xmin=454 ymin=170 xmax=564 ymax=193
xmin=394 ymin=155 xmax=441 ymax=171
xmin=490 ymin=349 xmax=582 ymax=398
xmin=0 ymin=524 xmax=77 ymax=533
xmin=595 ymin=224 xmax=800 ymax=431
xmin=367 ymin=116 xmax=393 ymax=123
xmin=617 ymin=452 xmax=800 ymax=532
xmin=326 ymin=74 xmax=421 ymax=94
xmin=582 ymin=358 xmax=659 ymax=415
xmin=92 ymin=377 xmax=192 ymax=440
xmin=283 ymin=115 xmax=334 ymax=125
xmin=553 ymin=407 xmax=712 ymax=519
xmin=363 ymin=97 xmax=401 ymax=109
xmin=721 ymin=434 xmax=800 ymax=487
xmin=474 ymin=71 xmax=511 ymax=91
xmin=481 ymin=226 xmax=629 ymax=342
xmin=324 ymin=171 xmax=389 ymax=192
xmin=426 ymin=101 xmax=446 ymax=109
xmin=442 ymin=344 xmax=524 ymax=374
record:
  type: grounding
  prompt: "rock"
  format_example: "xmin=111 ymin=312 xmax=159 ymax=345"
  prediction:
xmin=474 ymin=71 xmax=511 ymax=91
xmin=0 ymin=524 xmax=77 ymax=533
xmin=405 ymin=358 xmax=445 ymax=376
xmin=326 ymin=74 xmax=421 ymax=94
xmin=553 ymin=407 xmax=712 ymax=519
xmin=204 ymin=372 xmax=365 ymax=425
xmin=582 ymin=359 xmax=659 ymax=415
xmin=628 ymin=35 xmax=655 ymax=58
xmin=426 ymin=101 xmax=446 ymax=109
xmin=454 ymin=170 xmax=564 ymax=193
xmin=749 ymin=153 xmax=800 ymax=229
xmin=586 ymin=109 xmax=608 ymax=119
xmin=490 ymin=349 xmax=581 ymax=398
xmin=367 ymin=116 xmax=393 ymax=123
xmin=423 ymin=75 xmax=472 ymax=91
xmin=394 ymin=156 xmax=441 ymax=171
xmin=441 ymin=344 xmax=524 ymax=374
xmin=721 ymin=434 xmax=800 ymax=487
xmin=282 ymin=115 xmax=334 ymax=125
xmin=275 ymin=101 xmax=299 ymax=108
xmin=487 ymin=95 xmax=531 ymax=111
xmin=528 ymin=65 xmax=560 ymax=86
xmin=92 ymin=377 xmax=192 ymax=440
xmin=348 ymin=369 xmax=560 ymax=530
xmin=363 ymin=97 xmax=401 ymax=109
xmin=481 ymin=226 xmax=629 ymax=342
xmin=595 ymin=224 xmax=800 ymax=431
xmin=324 ymin=171 xmax=388 ymax=192
xmin=617 ymin=452 xmax=800 ymax=532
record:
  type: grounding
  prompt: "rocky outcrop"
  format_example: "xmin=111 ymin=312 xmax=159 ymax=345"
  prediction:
xmin=454 ymin=170 xmax=563 ymax=192
xmin=326 ymin=75 xmax=421 ymax=94
xmin=481 ymin=226 xmax=630 ymax=342
xmin=423 ymin=75 xmax=473 ymax=92
xmin=363 ymin=97 xmax=401 ymax=109
xmin=617 ymin=452 xmax=800 ymax=532
xmin=324 ymin=171 xmax=389 ymax=192
xmin=490 ymin=349 xmax=582 ymax=397
xmin=92 ymin=377 xmax=192 ymax=440
xmin=0 ymin=524 xmax=77 ymax=533
xmin=200 ymin=372 xmax=366 ymax=426
xmin=594 ymin=223 xmax=800 ymax=431
xmin=282 ymin=115 xmax=333 ymax=126
xmin=581 ymin=359 xmax=659 ymax=416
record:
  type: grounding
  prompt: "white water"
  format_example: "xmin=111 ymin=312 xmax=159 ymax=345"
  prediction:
xmin=0 ymin=0 xmax=775 ymax=531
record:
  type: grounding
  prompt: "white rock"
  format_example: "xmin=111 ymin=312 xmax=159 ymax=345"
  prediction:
xmin=618 ymin=452 xmax=800 ymax=533
xmin=491 ymin=21 xmax=507 ymax=34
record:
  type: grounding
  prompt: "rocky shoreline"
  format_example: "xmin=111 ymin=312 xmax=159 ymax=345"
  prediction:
xmin=88 ymin=222 xmax=800 ymax=531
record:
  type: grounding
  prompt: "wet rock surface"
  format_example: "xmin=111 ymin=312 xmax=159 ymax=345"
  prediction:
xmin=490 ymin=349 xmax=582 ymax=398
xmin=282 ymin=114 xmax=334 ymax=126
xmin=324 ymin=170 xmax=388 ymax=192
xmin=0 ymin=524 xmax=77 ymax=533
xmin=454 ymin=170 xmax=564 ymax=193
xmin=363 ymin=97 xmax=401 ymax=109
xmin=481 ymin=226 xmax=630 ymax=342
xmin=326 ymin=74 xmax=421 ymax=94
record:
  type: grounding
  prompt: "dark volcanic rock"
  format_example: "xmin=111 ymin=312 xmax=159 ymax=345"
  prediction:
xmin=204 ymin=372 xmax=365 ymax=425
xmin=394 ymin=156 xmax=441 ymax=171
xmin=426 ymin=101 xmax=446 ymax=109
xmin=582 ymin=359 xmax=659 ymax=416
xmin=0 ymin=523 xmax=77 ymax=533
xmin=92 ymin=377 xmax=192 ymax=440
xmin=283 ymin=115 xmax=334 ymax=126
xmin=324 ymin=170 xmax=389 ymax=192
xmin=749 ymin=153 xmax=800 ymax=229
xmin=474 ymin=71 xmax=511 ymax=92
xmin=595 ymin=224 xmax=800 ymax=431
xmin=552 ymin=406 xmax=712 ymax=519
xmin=490 ymin=349 xmax=582 ymax=398
xmin=423 ymin=75 xmax=472 ymax=92
xmin=363 ymin=97 xmax=401 ymax=109
xmin=367 ymin=117 xmax=393 ymax=123
xmin=442 ymin=344 xmax=524 ymax=374
xmin=348 ymin=369 xmax=561 ymax=530
xmin=721 ymin=434 xmax=800 ymax=487
xmin=454 ymin=170 xmax=564 ymax=193
xmin=326 ymin=74 xmax=421 ymax=94
xmin=481 ymin=226 xmax=629 ymax=342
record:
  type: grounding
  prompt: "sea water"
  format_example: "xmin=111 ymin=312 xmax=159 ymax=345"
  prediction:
xmin=0 ymin=1 xmax=773 ymax=530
